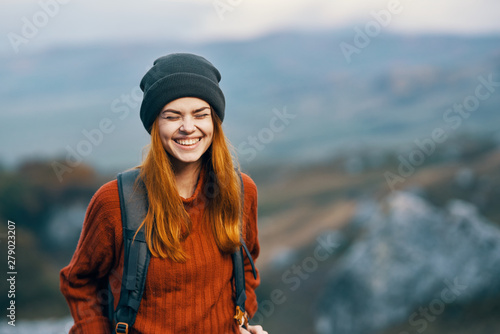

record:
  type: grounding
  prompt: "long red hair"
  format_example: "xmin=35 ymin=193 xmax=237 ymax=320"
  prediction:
xmin=137 ymin=112 xmax=242 ymax=262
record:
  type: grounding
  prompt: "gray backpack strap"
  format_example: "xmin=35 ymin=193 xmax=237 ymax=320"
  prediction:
xmin=232 ymin=171 xmax=257 ymax=329
xmin=114 ymin=169 xmax=150 ymax=334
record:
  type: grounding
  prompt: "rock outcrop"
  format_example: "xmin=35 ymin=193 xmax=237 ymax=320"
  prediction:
xmin=315 ymin=191 xmax=500 ymax=334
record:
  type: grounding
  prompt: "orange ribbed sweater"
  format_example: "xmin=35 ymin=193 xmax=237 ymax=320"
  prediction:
xmin=60 ymin=172 xmax=260 ymax=334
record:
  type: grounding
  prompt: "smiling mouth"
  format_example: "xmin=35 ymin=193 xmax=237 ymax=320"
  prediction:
xmin=174 ymin=138 xmax=201 ymax=146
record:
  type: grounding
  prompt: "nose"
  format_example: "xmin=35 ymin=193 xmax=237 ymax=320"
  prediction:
xmin=180 ymin=115 xmax=196 ymax=133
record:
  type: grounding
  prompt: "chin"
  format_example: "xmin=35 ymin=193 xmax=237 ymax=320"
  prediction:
xmin=173 ymin=154 xmax=204 ymax=165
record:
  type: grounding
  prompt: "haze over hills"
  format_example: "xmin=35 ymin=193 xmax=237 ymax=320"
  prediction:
xmin=1 ymin=30 xmax=499 ymax=173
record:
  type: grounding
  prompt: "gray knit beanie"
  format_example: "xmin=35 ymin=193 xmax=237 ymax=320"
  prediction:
xmin=139 ymin=53 xmax=225 ymax=133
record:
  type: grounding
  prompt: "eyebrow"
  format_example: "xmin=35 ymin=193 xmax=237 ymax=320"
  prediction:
xmin=162 ymin=107 xmax=210 ymax=114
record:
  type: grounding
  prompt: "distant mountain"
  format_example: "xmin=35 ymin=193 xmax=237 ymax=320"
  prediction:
xmin=1 ymin=31 xmax=499 ymax=172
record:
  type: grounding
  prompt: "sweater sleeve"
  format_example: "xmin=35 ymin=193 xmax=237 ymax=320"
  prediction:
xmin=60 ymin=180 xmax=122 ymax=334
xmin=241 ymin=173 xmax=261 ymax=319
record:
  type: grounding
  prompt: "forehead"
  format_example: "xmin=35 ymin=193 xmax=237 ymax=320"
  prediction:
xmin=162 ymin=97 xmax=210 ymax=112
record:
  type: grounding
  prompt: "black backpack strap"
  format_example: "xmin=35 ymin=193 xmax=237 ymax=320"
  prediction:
xmin=235 ymin=170 xmax=257 ymax=279
xmin=114 ymin=169 xmax=150 ymax=334
xmin=232 ymin=247 xmax=248 ymax=328
xmin=232 ymin=170 xmax=257 ymax=329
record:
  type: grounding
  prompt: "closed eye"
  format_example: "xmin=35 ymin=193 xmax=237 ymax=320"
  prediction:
xmin=163 ymin=115 xmax=181 ymax=120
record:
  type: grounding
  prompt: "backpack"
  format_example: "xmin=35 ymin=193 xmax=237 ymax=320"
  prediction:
xmin=107 ymin=168 xmax=257 ymax=334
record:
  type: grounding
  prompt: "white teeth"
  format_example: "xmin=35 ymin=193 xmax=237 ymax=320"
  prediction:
xmin=175 ymin=138 xmax=201 ymax=146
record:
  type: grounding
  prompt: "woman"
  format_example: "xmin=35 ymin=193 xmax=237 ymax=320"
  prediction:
xmin=60 ymin=53 xmax=267 ymax=334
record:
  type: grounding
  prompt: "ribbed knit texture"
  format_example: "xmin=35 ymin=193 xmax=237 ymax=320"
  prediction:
xmin=60 ymin=172 xmax=260 ymax=334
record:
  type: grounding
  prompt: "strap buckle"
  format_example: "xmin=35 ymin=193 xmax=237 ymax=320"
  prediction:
xmin=115 ymin=322 xmax=129 ymax=334
xmin=234 ymin=306 xmax=249 ymax=328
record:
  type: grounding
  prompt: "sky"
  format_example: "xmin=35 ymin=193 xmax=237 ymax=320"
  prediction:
xmin=1 ymin=0 xmax=500 ymax=56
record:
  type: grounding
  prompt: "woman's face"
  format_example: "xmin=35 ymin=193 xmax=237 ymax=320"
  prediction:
xmin=157 ymin=97 xmax=214 ymax=168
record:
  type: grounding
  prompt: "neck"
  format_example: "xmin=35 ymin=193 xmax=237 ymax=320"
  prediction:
xmin=171 ymin=159 xmax=202 ymax=198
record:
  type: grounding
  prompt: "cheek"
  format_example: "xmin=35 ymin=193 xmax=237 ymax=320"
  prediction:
xmin=158 ymin=125 xmax=176 ymax=147
xmin=158 ymin=123 xmax=176 ymax=139
xmin=202 ymin=120 xmax=214 ymax=138
xmin=205 ymin=127 xmax=214 ymax=143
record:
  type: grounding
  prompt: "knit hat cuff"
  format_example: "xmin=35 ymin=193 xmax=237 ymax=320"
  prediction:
xmin=140 ymin=72 xmax=225 ymax=133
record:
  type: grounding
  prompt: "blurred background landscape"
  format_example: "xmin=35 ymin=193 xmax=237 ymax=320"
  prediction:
xmin=1 ymin=1 xmax=500 ymax=333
